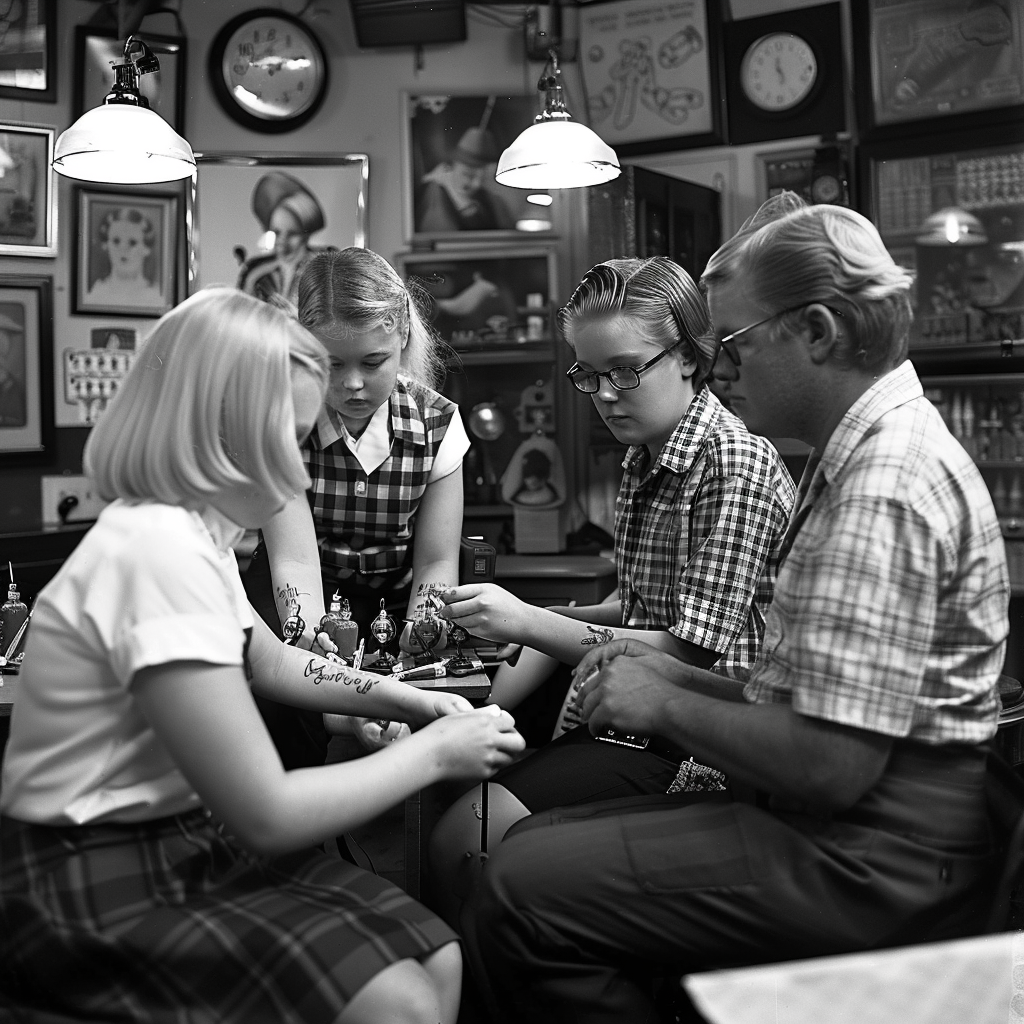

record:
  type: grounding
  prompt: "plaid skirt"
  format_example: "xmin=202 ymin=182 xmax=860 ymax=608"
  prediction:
xmin=0 ymin=809 xmax=457 ymax=1023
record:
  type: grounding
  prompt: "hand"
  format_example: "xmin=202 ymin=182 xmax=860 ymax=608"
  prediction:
xmin=439 ymin=583 xmax=531 ymax=645
xmin=573 ymin=637 xmax=667 ymax=688
xmin=291 ymin=625 xmax=338 ymax=656
xmin=353 ymin=717 xmax=412 ymax=751
xmin=577 ymin=654 xmax=679 ymax=738
xmin=425 ymin=704 xmax=525 ymax=780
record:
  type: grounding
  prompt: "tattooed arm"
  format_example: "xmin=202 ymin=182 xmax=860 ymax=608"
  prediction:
xmin=260 ymin=495 xmax=329 ymax=650
xmin=246 ymin=610 xmax=458 ymax=726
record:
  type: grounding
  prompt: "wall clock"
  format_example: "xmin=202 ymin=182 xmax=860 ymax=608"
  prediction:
xmin=208 ymin=9 xmax=328 ymax=133
xmin=723 ymin=2 xmax=845 ymax=145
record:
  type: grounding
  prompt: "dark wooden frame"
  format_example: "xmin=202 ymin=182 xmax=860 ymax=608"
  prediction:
xmin=0 ymin=275 xmax=54 ymax=465
xmin=0 ymin=0 xmax=57 ymax=103
xmin=0 ymin=123 xmax=57 ymax=257
xmin=851 ymin=0 xmax=1024 ymax=142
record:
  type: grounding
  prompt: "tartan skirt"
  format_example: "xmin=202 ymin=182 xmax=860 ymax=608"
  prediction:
xmin=0 ymin=809 xmax=458 ymax=1023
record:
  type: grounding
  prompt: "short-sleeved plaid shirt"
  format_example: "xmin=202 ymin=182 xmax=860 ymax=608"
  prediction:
xmin=615 ymin=387 xmax=796 ymax=679
xmin=745 ymin=361 xmax=1008 ymax=744
xmin=304 ymin=378 xmax=456 ymax=585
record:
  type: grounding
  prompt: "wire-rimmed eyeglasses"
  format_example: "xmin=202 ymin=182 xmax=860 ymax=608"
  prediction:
xmin=566 ymin=339 xmax=686 ymax=394
xmin=719 ymin=303 xmax=845 ymax=367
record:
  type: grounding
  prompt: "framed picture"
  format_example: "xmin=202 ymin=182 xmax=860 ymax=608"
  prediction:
xmin=756 ymin=142 xmax=852 ymax=207
xmin=0 ymin=275 xmax=54 ymax=464
xmin=404 ymin=92 xmax=545 ymax=243
xmin=0 ymin=123 xmax=56 ymax=257
xmin=396 ymin=246 xmax=557 ymax=353
xmin=192 ymin=153 xmax=368 ymax=304
xmin=859 ymin=125 xmax=1024 ymax=350
xmin=0 ymin=0 xmax=56 ymax=103
xmin=852 ymin=0 xmax=1024 ymax=141
xmin=75 ymin=27 xmax=187 ymax=132
xmin=73 ymin=188 xmax=182 ymax=317
xmin=577 ymin=0 xmax=725 ymax=156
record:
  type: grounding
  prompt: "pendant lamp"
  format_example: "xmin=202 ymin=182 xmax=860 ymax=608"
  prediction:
xmin=915 ymin=207 xmax=988 ymax=247
xmin=496 ymin=50 xmax=620 ymax=190
xmin=53 ymin=36 xmax=195 ymax=184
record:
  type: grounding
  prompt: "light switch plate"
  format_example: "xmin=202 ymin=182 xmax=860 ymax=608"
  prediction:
xmin=40 ymin=475 xmax=109 ymax=526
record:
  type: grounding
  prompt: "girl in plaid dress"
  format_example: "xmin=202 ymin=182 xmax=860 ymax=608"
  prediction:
xmin=0 ymin=289 xmax=524 ymax=1023
xmin=429 ymin=257 xmax=795 ymax=937
xmin=243 ymin=248 xmax=472 ymax=767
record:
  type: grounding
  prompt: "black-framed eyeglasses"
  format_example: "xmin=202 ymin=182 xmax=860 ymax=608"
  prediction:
xmin=719 ymin=303 xmax=845 ymax=368
xmin=566 ymin=339 xmax=686 ymax=394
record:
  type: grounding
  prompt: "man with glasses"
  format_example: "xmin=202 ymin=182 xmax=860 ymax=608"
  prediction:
xmin=470 ymin=194 xmax=1009 ymax=1023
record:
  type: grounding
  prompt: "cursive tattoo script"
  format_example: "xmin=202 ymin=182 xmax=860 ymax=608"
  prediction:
xmin=580 ymin=625 xmax=615 ymax=646
xmin=303 ymin=658 xmax=377 ymax=694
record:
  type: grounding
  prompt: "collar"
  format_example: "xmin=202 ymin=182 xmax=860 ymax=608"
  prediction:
xmin=815 ymin=360 xmax=923 ymax=488
xmin=621 ymin=387 xmax=720 ymax=476
xmin=310 ymin=377 xmax=427 ymax=475
xmin=196 ymin=505 xmax=246 ymax=554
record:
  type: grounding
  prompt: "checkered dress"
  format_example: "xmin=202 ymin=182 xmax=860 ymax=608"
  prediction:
xmin=615 ymin=388 xmax=796 ymax=679
xmin=0 ymin=810 xmax=456 ymax=1023
xmin=745 ymin=361 xmax=1008 ymax=743
xmin=304 ymin=379 xmax=456 ymax=589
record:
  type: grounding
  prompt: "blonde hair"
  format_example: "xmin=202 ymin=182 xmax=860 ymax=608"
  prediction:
xmin=702 ymin=197 xmax=914 ymax=371
xmin=297 ymin=247 xmax=447 ymax=391
xmin=85 ymin=287 xmax=329 ymax=507
xmin=558 ymin=257 xmax=717 ymax=390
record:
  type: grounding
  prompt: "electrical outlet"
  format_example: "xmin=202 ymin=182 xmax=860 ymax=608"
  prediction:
xmin=40 ymin=475 xmax=109 ymax=526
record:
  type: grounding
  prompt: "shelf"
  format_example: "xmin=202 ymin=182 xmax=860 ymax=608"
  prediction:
xmin=912 ymin=343 xmax=1024 ymax=373
xmin=450 ymin=345 xmax=555 ymax=366
xmin=463 ymin=504 xmax=513 ymax=518
xmin=975 ymin=461 xmax=1024 ymax=470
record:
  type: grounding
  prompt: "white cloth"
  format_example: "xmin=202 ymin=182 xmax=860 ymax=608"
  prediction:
xmin=0 ymin=501 xmax=253 ymax=825
xmin=315 ymin=390 xmax=470 ymax=480
xmin=684 ymin=931 xmax=1024 ymax=1024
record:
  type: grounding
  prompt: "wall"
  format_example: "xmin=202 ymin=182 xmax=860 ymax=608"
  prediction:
xmin=0 ymin=0 xmax=849 ymax=530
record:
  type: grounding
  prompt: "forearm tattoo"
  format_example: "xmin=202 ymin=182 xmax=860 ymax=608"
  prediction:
xmin=580 ymin=625 xmax=615 ymax=646
xmin=303 ymin=657 xmax=377 ymax=695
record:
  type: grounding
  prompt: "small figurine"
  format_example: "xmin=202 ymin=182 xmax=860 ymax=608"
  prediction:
xmin=319 ymin=592 xmax=359 ymax=660
xmin=369 ymin=599 xmax=398 ymax=669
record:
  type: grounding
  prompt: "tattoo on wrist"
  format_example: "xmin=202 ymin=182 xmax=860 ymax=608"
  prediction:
xmin=581 ymin=626 xmax=614 ymax=647
xmin=277 ymin=584 xmax=309 ymax=607
xmin=303 ymin=658 xmax=376 ymax=694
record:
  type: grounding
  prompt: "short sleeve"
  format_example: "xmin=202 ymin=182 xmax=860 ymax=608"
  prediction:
xmin=102 ymin=531 xmax=249 ymax=687
xmin=429 ymin=408 xmax=471 ymax=483
xmin=670 ymin=463 xmax=788 ymax=653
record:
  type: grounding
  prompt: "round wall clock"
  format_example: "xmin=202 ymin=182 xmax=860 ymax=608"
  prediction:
xmin=723 ymin=3 xmax=845 ymax=146
xmin=208 ymin=9 xmax=328 ymax=133
xmin=740 ymin=33 xmax=818 ymax=113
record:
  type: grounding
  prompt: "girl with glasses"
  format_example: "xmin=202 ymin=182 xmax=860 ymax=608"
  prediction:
xmin=428 ymin=256 xmax=796 ymax=940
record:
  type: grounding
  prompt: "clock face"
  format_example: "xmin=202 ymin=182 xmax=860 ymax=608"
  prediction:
xmin=210 ymin=10 xmax=328 ymax=132
xmin=740 ymin=33 xmax=818 ymax=113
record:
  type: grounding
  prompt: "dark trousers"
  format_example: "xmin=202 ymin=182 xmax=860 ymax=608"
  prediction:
xmin=241 ymin=540 xmax=410 ymax=770
xmin=470 ymin=742 xmax=998 ymax=1024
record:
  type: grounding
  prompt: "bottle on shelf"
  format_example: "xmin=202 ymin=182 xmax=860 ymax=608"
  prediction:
xmin=1009 ymin=474 xmax=1024 ymax=520
xmin=1 ymin=562 xmax=29 ymax=657
xmin=319 ymin=592 xmax=359 ymax=660
xmin=950 ymin=391 xmax=964 ymax=441
xmin=992 ymin=473 xmax=1009 ymax=518
xmin=961 ymin=394 xmax=977 ymax=459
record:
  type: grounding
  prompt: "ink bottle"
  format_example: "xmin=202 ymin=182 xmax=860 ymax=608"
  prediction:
xmin=1 ymin=564 xmax=28 ymax=656
xmin=320 ymin=592 xmax=359 ymax=660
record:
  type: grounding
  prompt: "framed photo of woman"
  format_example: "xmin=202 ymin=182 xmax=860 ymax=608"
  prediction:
xmin=73 ymin=189 xmax=181 ymax=317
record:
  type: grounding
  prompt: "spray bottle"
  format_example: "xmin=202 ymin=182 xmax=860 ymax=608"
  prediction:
xmin=319 ymin=592 xmax=359 ymax=660
xmin=1 ymin=562 xmax=28 ymax=658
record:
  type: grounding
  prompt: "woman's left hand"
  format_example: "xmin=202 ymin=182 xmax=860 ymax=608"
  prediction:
xmin=353 ymin=717 xmax=412 ymax=751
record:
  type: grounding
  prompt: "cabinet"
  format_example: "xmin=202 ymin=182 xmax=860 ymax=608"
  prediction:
xmin=395 ymin=246 xmax=573 ymax=552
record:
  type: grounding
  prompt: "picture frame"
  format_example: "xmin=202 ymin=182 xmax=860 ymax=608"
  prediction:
xmin=576 ymin=0 xmax=726 ymax=156
xmin=0 ymin=275 xmax=54 ymax=464
xmin=756 ymin=141 xmax=852 ymax=207
xmin=858 ymin=125 xmax=1024 ymax=350
xmin=192 ymin=153 xmax=368 ymax=302
xmin=75 ymin=27 xmax=187 ymax=132
xmin=852 ymin=0 xmax=1024 ymax=141
xmin=73 ymin=187 xmax=183 ymax=318
xmin=404 ymin=92 xmax=547 ymax=243
xmin=0 ymin=0 xmax=56 ymax=103
xmin=395 ymin=246 xmax=558 ymax=354
xmin=0 ymin=123 xmax=57 ymax=257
